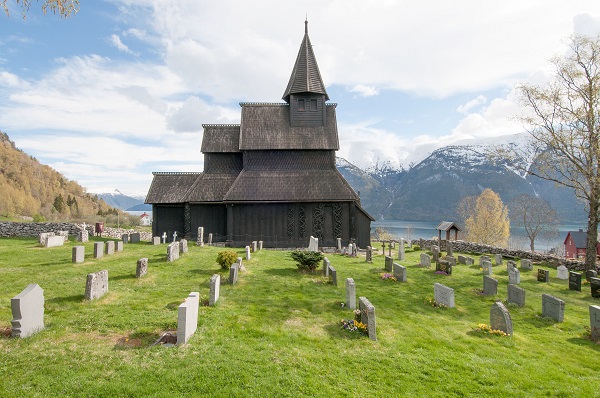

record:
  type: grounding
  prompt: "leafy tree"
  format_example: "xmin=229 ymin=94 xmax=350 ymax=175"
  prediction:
xmin=53 ymin=194 xmax=65 ymax=213
xmin=506 ymin=35 xmax=600 ymax=270
xmin=509 ymin=194 xmax=559 ymax=252
xmin=2 ymin=0 xmax=78 ymax=18
xmin=465 ymin=189 xmax=510 ymax=247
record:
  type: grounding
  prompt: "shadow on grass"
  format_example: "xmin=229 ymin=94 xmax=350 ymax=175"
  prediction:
xmin=323 ymin=322 xmax=368 ymax=340
xmin=523 ymin=314 xmax=561 ymax=328
xmin=47 ymin=294 xmax=85 ymax=304
xmin=111 ymin=274 xmax=136 ymax=281
xmin=113 ymin=330 xmax=163 ymax=350
xmin=566 ymin=336 xmax=600 ymax=350
xmin=263 ymin=268 xmax=306 ymax=277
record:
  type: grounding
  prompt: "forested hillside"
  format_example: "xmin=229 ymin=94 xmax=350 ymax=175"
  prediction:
xmin=0 ymin=131 xmax=115 ymax=221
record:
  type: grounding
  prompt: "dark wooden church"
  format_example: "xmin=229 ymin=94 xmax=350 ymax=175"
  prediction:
xmin=145 ymin=21 xmax=373 ymax=248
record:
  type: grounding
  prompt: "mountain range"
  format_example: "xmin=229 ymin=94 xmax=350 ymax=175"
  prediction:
xmin=96 ymin=134 xmax=587 ymax=224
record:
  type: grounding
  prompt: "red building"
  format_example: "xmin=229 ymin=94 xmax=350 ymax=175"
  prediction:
xmin=564 ymin=229 xmax=600 ymax=259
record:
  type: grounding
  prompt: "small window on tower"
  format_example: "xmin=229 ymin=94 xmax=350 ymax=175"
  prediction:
xmin=298 ymin=99 xmax=305 ymax=111
xmin=310 ymin=99 xmax=318 ymax=111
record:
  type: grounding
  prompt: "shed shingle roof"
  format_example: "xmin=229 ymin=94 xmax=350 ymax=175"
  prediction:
xmin=239 ymin=104 xmax=338 ymax=150
xmin=145 ymin=173 xmax=201 ymax=204
xmin=184 ymin=173 xmax=239 ymax=203
xmin=436 ymin=221 xmax=461 ymax=232
xmin=223 ymin=169 xmax=358 ymax=202
xmin=201 ymin=125 xmax=241 ymax=153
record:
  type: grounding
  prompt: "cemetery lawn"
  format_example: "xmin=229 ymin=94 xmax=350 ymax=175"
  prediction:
xmin=1 ymin=238 xmax=599 ymax=397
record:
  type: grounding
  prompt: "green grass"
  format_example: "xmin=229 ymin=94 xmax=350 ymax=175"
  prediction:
xmin=0 ymin=238 xmax=599 ymax=397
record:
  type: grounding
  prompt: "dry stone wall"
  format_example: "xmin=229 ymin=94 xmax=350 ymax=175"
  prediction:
xmin=0 ymin=222 xmax=151 ymax=241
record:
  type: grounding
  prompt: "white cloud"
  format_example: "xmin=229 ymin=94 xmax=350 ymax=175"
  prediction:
xmin=457 ymin=95 xmax=487 ymax=114
xmin=110 ymin=34 xmax=137 ymax=55
xmin=349 ymin=84 xmax=380 ymax=97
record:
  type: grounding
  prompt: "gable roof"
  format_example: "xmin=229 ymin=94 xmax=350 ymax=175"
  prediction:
xmin=239 ymin=103 xmax=338 ymax=150
xmin=564 ymin=230 xmax=588 ymax=248
xmin=282 ymin=20 xmax=329 ymax=102
xmin=437 ymin=221 xmax=461 ymax=232
xmin=184 ymin=173 xmax=239 ymax=203
xmin=145 ymin=172 xmax=200 ymax=204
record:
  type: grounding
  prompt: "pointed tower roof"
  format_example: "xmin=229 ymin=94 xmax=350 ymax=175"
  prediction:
xmin=282 ymin=20 xmax=329 ymax=103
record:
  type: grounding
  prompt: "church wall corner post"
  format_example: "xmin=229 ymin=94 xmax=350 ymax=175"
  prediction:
xmin=184 ymin=203 xmax=191 ymax=239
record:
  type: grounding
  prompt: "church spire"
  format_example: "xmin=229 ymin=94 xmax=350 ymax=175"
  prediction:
xmin=282 ymin=19 xmax=329 ymax=103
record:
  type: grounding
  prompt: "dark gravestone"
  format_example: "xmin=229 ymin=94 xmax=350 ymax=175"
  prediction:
xmin=392 ymin=262 xmax=407 ymax=282
xmin=586 ymin=270 xmax=598 ymax=282
xmin=569 ymin=271 xmax=582 ymax=292
xmin=359 ymin=297 xmax=376 ymax=341
xmin=328 ymin=265 xmax=337 ymax=286
xmin=229 ymin=263 xmax=239 ymax=285
xmin=490 ymin=301 xmax=513 ymax=335
xmin=483 ymin=276 xmax=498 ymax=295
xmin=385 ymin=256 xmax=393 ymax=272
xmin=507 ymin=284 xmax=526 ymax=307
xmin=537 ymin=269 xmax=549 ymax=283
xmin=591 ymin=277 xmax=600 ymax=298
xmin=136 ymin=258 xmax=148 ymax=278
xmin=436 ymin=260 xmax=452 ymax=275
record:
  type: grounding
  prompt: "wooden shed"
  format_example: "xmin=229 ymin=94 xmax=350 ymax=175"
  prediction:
xmin=436 ymin=221 xmax=461 ymax=241
xmin=146 ymin=20 xmax=373 ymax=248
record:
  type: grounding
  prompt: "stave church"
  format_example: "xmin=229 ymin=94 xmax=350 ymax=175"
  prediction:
xmin=145 ymin=21 xmax=373 ymax=248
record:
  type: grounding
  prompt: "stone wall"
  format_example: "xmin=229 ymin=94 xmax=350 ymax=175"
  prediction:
xmin=412 ymin=239 xmax=590 ymax=271
xmin=0 ymin=222 xmax=151 ymax=242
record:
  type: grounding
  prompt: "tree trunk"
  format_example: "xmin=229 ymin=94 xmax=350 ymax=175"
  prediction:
xmin=585 ymin=197 xmax=600 ymax=272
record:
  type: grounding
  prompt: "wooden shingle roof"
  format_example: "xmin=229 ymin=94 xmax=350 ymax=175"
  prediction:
xmin=184 ymin=173 xmax=239 ymax=203
xmin=223 ymin=169 xmax=358 ymax=202
xmin=282 ymin=20 xmax=329 ymax=102
xmin=201 ymin=125 xmax=241 ymax=153
xmin=436 ymin=221 xmax=461 ymax=232
xmin=239 ymin=103 xmax=338 ymax=150
xmin=145 ymin=172 xmax=201 ymax=204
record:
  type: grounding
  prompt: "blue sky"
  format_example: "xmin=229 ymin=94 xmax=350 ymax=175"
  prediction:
xmin=1 ymin=0 xmax=599 ymax=195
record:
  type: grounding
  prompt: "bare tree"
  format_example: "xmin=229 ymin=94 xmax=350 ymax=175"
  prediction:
xmin=509 ymin=194 xmax=559 ymax=252
xmin=3 ymin=0 xmax=78 ymax=18
xmin=456 ymin=195 xmax=477 ymax=236
xmin=509 ymin=35 xmax=600 ymax=271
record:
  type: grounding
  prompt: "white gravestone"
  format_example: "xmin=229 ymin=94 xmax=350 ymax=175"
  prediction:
xmin=345 ymin=278 xmax=356 ymax=310
xmin=434 ymin=283 xmax=455 ymax=308
xmin=177 ymin=292 xmax=199 ymax=345
xmin=209 ymin=274 xmax=220 ymax=306
xmin=85 ymin=270 xmax=108 ymax=300
xmin=11 ymin=284 xmax=44 ymax=338
xmin=245 ymin=246 xmax=251 ymax=260
xmin=556 ymin=265 xmax=569 ymax=280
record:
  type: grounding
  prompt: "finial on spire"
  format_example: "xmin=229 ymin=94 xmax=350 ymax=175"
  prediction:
xmin=305 ymin=17 xmax=308 ymax=34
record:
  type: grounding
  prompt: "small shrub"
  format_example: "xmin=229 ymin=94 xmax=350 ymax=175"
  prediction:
xmin=290 ymin=250 xmax=324 ymax=272
xmin=216 ymin=250 xmax=237 ymax=270
xmin=413 ymin=245 xmax=421 ymax=251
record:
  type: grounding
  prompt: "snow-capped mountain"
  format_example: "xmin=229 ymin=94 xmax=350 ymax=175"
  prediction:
xmin=96 ymin=190 xmax=149 ymax=211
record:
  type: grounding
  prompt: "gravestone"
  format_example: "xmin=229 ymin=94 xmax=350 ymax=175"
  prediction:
xmin=385 ymin=256 xmax=393 ymax=272
xmin=72 ymin=246 xmax=85 ymax=263
xmin=556 ymin=265 xmax=569 ymax=280
xmin=482 ymin=260 xmax=492 ymax=276
xmin=366 ymin=246 xmax=372 ymax=263
xmin=308 ymin=236 xmax=319 ymax=252
xmin=436 ymin=260 xmax=452 ymax=275
xmin=177 ymin=292 xmax=199 ymax=345
xmin=58 ymin=230 xmax=69 ymax=242
xmin=351 ymin=243 xmax=358 ymax=257
xmin=506 ymin=260 xmax=517 ymax=271
xmin=229 ymin=263 xmax=239 ymax=285
xmin=337 ymin=237 xmax=342 ymax=252
xmin=393 ymin=262 xmax=407 ymax=282
xmin=197 ymin=227 xmax=204 ymax=246
xmin=590 ymin=305 xmax=600 ymax=340
xmin=323 ymin=257 xmax=331 ymax=276
xmin=85 ymin=270 xmax=108 ymax=300
xmin=77 ymin=229 xmax=89 ymax=243
xmin=358 ymin=296 xmax=377 ymax=341
xmin=39 ymin=232 xmax=53 ymax=246
xmin=432 ymin=246 xmax=440 ymax=262
xmin=208 ymin=233 xmax=213 ymax=246
xmin=166 ymin=242 xmax=179 ymax=262
xmin=508 ymin=267 xmax=521 ymax=285
xmin=105 ymin=240 xmax=115 ymax=255
xmin=591 ymin=277 xmax=600 ymax=298
xmin=329 ymin=265 xmax=337 ymax=286
xmin=237 ymin=257 xmax=245 ymax=272
xmin=457 ymin=255 xmax=467 ymax=265
xmin=121 ymin=233 xmax=129 ymax=243
xmin=542 ymin=294 xmax=565 ymax=322
xmin=483 ymin=275 xmax=498 ymax=295
xmin=116 ymin=241 xmax=123 ymax=252
xmin=521 ymin=259 xmax=532 ymax=270
xmin=11 ymin=284 xmax=44 ymax=338
xmin=245 ymin=246 xmax=251 ymax=260
xmin=586 ymin=269 xmax=598 ymax=282
xmin=495 ymin=254 xmax=503 ymax=266
xmin=258 ymin=241 xmax=263 ymax=250
xmin=464 ymin=256 xmax=474 ymax=266
xmin=129 ymin=233 xmax=141 ymax=243
xmin=388 ymin=243 xmax=392 ymax=257
xmin=153 ymin=236 xmax=161 ymax=245
xmin=479 ymin=256 xmax=491 ymax=266
xmin=507 ymin=284 xmax=526 ymax=307
xmin=420 ymin=253 xmax=431 ymax=268
xmin=162 ymin=232 xmax=167 ymax=244
xmin=490 ymin=301 xmax=512 ymax=335
xmin=537 ymin=269 xmax=549 ymax=283
xmin=45 ymin=235 xmax=65 ymax=248
xmin=209 ymin=274 xmax=220 ymax=306
xmin=179 ymin=239 xmax=188 ymax=254
xmin=569 ymin=271 xmax=582 ymax=292
xmin=345 ymin=278 xmax=356 ymax=309
xmin=252 ymin=241 xmax=258 ymax=253
xmin=136 ymin=258 xmax=148 ymax=278
xmin=390 ymin=241 xmax=395 ymax=249
xmin=434 ymin=283 xmax=455 ymax=308
xmin=172 ymin=231 xmax=178 ymax=242
xmin=446 ymin=256 xmax=456 ymax=267
xmin=93 ymin=242 xmax=104 ymax=259
xmin=398 ymin=239 xmax=405 ymax=261
xmin=446 ymin=241 xmax=453 ymax=256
